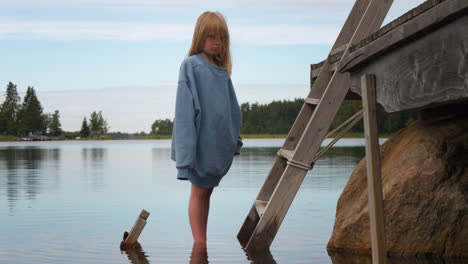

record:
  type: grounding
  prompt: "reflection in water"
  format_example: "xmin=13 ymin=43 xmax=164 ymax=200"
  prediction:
xmin=190 ymin=242 xmax=209 ymax=264
xmin=81 ymin=148 xmax=107 ymax=191
xmin=244 ymin=248 xmax=277 ymax=264
xmin=230 ymin=146 xmax=365 ymax=191
xmin=328 ymin=251 xmax=468 ymax=264
xmin=121 ymin=243 xmax=150 ymax=264
xmin=4 ymin=139 xmax=455 ymax=263
xmin=0 ymin=147 xmax=61 ymax=210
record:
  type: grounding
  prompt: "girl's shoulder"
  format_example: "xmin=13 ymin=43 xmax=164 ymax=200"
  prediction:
xmin=178 ymin=54 xmax=204 ymax=81
xmin=181 ymin=53 xmax=203 ymax=70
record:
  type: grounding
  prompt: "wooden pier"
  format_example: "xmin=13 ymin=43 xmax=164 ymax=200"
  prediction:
xmin=238 ymin=0 xmax=468 ymax=263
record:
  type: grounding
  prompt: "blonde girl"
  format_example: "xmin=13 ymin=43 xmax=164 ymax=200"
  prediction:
xmin=170 ymin=11 xmax=243 ymax=243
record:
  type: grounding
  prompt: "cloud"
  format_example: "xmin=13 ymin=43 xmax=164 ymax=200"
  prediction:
xmin=0 ymin=0 xmax=355 ymax=9
xmin=0 ymin=0 xmax=427 ymax=44
xmin=0 ymin=0 xmax=426 ymax=10
xmin=0 ymin=21 xmax=340 ymax=45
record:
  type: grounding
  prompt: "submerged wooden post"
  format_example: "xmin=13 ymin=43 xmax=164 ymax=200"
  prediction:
xmin=122 ymin=209 xmax=150 ymax=248
xmin=361 ymin=74 xmax=386 ymax=264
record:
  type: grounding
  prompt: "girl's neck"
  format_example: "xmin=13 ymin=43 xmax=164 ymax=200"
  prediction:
xmin=201 ymin=51 xmax=221 ymax=67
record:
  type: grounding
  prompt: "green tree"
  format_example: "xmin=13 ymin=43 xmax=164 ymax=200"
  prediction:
xmin=89 ymin=110 xmax=108 ymax=136
xmin=42 ymin=113 xmax=51 ymax=134
xmin=49 ymin=110 xmax=62 ymax=136
xmin=89 ymin=111 xmax=100 ymax=136
xmin=151 ymin=118 xmax=173 ymax=135
xmin=97 ymin=111 xmax=108 ymax=135
xmin=18 ymin=86 xmax=45 ymax=136
xmin=80 ymin=117 xmax=91 ymax=138
xmin=0 ymin=82 xmax=22 ymax=135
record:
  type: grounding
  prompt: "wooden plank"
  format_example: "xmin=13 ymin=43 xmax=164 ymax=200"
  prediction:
xmin=332 ymin=0 xmax=373 ymax=49
xmin=287 ymin=0 xmax=377 ymax=150
xmin=293 ymin=0 xmax=394 ymax=165
xmin=310 ymin=59 xmax=337 ymax=99
xmin=310 ymin=0 xmax=450 ymax=79
xmin=311 ymin=0 xmax=394 ymax=98
xmin=361 ymin=74 xmax=386 ymax=264
xmin=346 ymin=0 xmax=448 ymax=55
xmin=237 ymin=204 xmax=261 ymax=247
xmin=340 ymin=0 xmax=468 ymax=72
xmin=282 ymin=98 xmax=315 ymax=150
xmin=237 ymin=157 xmax=287 ymax=247
xmin=241 ymin=0 xmax=394 ymax=252
xmin=245 ymin=165 xmax=308 ymax=252
xmin=348 ymin=10 xmax=468 ymax=112
xmin=276 ymin=148 xmax=294 ymax=161
xmin=254 ymin=200 xmax=268 ymax=217
xmin=125 ymin=210 xmax=150 ymax=246
xmin=305 ymin=97 xmax=321 ymax=105
xmin=310 ymin=43 xmax=347 ymax=73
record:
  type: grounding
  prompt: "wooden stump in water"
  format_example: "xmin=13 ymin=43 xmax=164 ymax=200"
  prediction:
xmin=120 ymin=209 xmax=150 ymax=250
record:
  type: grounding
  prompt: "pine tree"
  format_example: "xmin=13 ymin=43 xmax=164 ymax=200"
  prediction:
xmin=80 ymin=117 xmax=90 ymax=138
xmin=18 ymin=86 xmax=45 ymax=136
xmin=49 ymin=110 xmax=62 ymax=136
xmin=0 ymin=82 xmax=21 ymax=136
xmin=89 ymin=111 xmax=100 ymax=136
xmin=97 ymin=111 xmax=108 ymax=135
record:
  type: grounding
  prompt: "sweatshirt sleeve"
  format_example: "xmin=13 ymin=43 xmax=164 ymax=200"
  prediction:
xmin=228 ymin=77 xmax=243 ymax=155
xmin=172 ymin=59 xmax=199 ymax=179
xmin=235 ymin=135 xmax=243 ymax=154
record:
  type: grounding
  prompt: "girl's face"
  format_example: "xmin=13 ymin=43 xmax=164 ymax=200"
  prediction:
xmin=203 ymin=32 xmax=224 ymax=56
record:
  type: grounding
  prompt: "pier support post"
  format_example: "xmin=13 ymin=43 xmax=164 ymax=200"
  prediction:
xmin=361 ymin=74 xmax=387 ymax=264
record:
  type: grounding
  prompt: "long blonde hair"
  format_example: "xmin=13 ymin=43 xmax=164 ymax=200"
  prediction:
xmin=188 ymin=11 xmax=232 ymax=77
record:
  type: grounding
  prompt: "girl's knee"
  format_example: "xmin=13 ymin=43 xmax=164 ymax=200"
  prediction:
xmin=191 ymin=184 xmax=213 ymax=198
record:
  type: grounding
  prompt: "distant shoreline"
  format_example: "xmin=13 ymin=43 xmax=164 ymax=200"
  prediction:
xmin=0 ymin=132 xmax=394 ymax=142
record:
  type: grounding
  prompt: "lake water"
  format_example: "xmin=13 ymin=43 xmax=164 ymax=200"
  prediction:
xmin=1 ymin=138 xmax=458 ymax=264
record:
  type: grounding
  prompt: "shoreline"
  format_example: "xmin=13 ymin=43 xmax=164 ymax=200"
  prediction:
xmin=0 ymin=132 xmax=394 ymax=142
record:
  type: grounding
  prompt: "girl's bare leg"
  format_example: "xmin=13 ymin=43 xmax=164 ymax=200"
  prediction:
xmin=189 ymin=184 xmax=214 ymax=243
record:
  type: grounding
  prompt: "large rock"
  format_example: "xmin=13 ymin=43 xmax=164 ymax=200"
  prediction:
xmin=327 ymin=112 xmax=467 ymax=257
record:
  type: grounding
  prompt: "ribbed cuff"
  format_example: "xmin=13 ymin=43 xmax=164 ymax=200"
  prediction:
xmin=177 ymin=168 xmax=191 ymax=180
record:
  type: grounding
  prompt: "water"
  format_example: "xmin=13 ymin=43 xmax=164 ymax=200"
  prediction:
xmin=0 ymin=138 xmax=461 ymax=264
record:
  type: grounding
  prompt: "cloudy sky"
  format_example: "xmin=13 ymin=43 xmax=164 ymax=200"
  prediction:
xmin=0 ymin=0 xmax=425 ymax=133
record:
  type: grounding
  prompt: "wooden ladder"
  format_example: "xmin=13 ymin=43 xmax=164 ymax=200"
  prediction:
xmin=237 ymin=0 xmax=394 ymax=252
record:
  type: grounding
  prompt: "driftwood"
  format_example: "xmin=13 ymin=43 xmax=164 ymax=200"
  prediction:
xmin=120 ymin=209 xmax=150 ymax=250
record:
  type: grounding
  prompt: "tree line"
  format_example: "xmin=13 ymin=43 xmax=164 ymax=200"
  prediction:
xmin=151 ymin=98 xmax=411 ymax=136
xmin=0 ymin=82 xmax=61 ymax=137
xmin=79 ymin=111 xmax=109 ymax=138
xmin=2 ymin=81 xmax=410 ymax=139
xmin=0 ymin=81 xmax=109 ymax=139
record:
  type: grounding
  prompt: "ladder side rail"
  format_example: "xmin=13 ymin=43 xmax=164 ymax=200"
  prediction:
xmin=286 ymin=0 xmax=380 ymax=149
xmin=243 ymin=0 xmax=395 ymax=252
xmin=238 ymin=0 xmax=394 ymax=252
xmin=293 ymin=0 xmax=394 ymax=165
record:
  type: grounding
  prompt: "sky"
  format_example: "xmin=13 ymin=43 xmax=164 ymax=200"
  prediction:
xmin=0 ymin=0 xmax=425 ymax=133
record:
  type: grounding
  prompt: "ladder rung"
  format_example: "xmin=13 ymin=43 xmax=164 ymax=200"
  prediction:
xmin=305 ymin=97 xmax=321 ymax=105
xmin=331 ymin=63 xmax=339 ymax=73
xmin=254 ymin=200 xmax=268 ymax=217
xmin=276 ymin=148 xmax=294 ymax=161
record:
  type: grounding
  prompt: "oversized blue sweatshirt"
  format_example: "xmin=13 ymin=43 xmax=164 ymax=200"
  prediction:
xmin=170 ymin=52 xmax=243 ymax=180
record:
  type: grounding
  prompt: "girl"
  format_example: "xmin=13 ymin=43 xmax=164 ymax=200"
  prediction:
xmin=170 ymin=11 xmax=243 ymax=243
